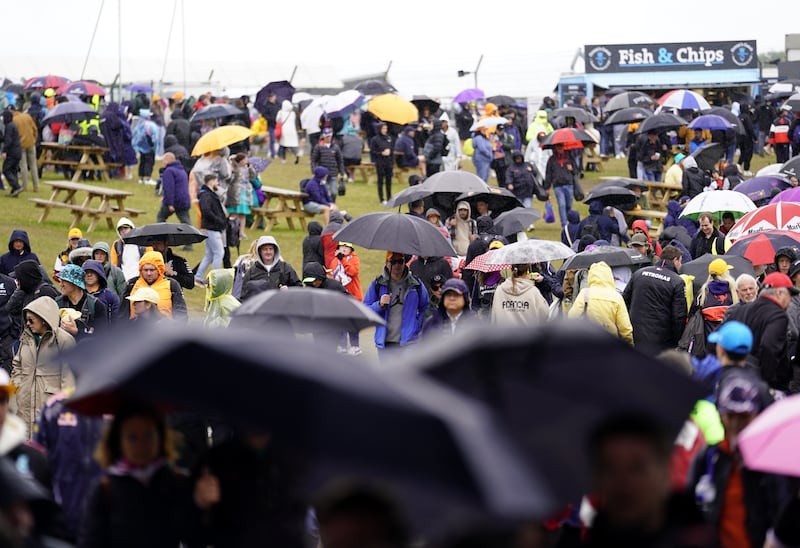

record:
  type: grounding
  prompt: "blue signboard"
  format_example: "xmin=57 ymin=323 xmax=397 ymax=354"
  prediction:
xmin=585 ymin=41 xmax=757 ymax=73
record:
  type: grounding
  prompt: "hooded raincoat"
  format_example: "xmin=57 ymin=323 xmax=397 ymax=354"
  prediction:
xmin=277 ymin=100 xmax=299 ymax=148
xmin=568 ymin=262 xmax=634 ymax=344
xmin=239 ymin=236 xmax=302 ymax=301
xmin=204 ymin=268 xmax=240 ymax=328
xmin=447 ymin=201 xmax=478 ymax=256
xmin=0 ymin=230 xmax=40 ymax=275
xmin=490 ymin=275 xmax=549 ymax=326
xmin=363 ymin=267 xmax=428 ymax=348
xmin=125 ymin=251 xmax=188 ymax=320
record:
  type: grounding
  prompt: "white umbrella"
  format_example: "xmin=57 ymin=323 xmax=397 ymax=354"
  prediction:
xmin=680 ymin=190 xmax=756 ymax=220
xmin=487 ymin=240 xmax=574 ymax=265
xmin=292 ymin=91 xmax=313 ymax=103
xmin=470 ymin=116 xmax=508 ymax=132
xmin=300 ymin=96 xmax=329 ymax=132
xmin=756 ymin=163 xmax=785 ymax=177
xmin=769 ymin=81 xmax=800 ymax=95
xmin=324 ymin=89 xmax=365 ymax=117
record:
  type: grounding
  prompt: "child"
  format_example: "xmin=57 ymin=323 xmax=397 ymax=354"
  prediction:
xmin=329 ymin=242 xmax=362 ymax=355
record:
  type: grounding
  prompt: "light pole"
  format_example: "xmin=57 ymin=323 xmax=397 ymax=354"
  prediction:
xmin=457 ymin=54 xmax=484 ymax=89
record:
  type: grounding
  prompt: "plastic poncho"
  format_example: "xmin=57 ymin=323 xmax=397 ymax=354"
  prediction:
xmin=204 ymin=268 xmax=241 ymax=327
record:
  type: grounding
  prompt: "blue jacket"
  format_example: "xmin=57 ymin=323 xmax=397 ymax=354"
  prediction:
xmin=578 ymin=201 xmax=630 ymax=243
xmin=363 ymin=269 xmax=428 ymax=348
xmin=0 ymin=229 xmax=40 ymax=275
xmin=472 ymin=133 xmax=493 ymax=165
xmin=664 ymin=200 xmax=699 ymax=237
xmin=394 ymin=132 xmax=418 ymax=167
xmin=303 ymin=176 xmax=333 ymax=206
xmin=160 ymin=161 xmax=191 ymax=210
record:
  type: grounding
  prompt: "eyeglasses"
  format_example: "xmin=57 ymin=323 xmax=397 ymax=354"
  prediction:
xmin=431 ymin=284 xmax=443 ymax=291
xmin=24 ymin=317 xmax=36 ymax=325
xmin=387 ymin=258 xmax=405 ymax=265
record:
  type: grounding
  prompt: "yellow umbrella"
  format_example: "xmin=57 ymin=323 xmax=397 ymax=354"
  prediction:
xmin=192 ymin=126 xmax=253 ymax=156
xmin=367 ymin=94 xmax=419 ymax=125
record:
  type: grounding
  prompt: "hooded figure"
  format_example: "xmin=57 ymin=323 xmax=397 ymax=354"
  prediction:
xmin=0 ymin=230 xmax=40 ymax=275
xmin=568 ymin=262 xmax=634 ymax=344
xmin=91 ymin=242 xmax=127 ymax=297
xmin=204 ymin=268 xmax=240 ymax=328
xmin=422 ymin=119 xmax=448 ymax=176
xmin=302 ymin=221 xmax=325 ymax=266
xmin=664 ymin=200 xmax=699 ymax=237
xmin=6 ymin=260 xmax=59 ymax=335
xmin=525 ymin=109 xmax=555 ymax=143
xmin=579 ymin=201 xmax=631 ymax=244
xmin=563 ymin=210 xmax=582 ymax=248
xmin=463 ymin=215 xmax=501 ymax=292
xmin=447 ymin=201 xmax=478 ymax=256
xmin=422 ymin=278 xmax=474 ymax=337
xmin=82 ymin=259 xmax=120 ymax=319
xmin=111 ymin=217 xmax=149 ymax=281
xmin=394 ymin=125 xmax=419 ymax=168
xmin=631 ymin=220 xmax=663 ymax=257
xmin=490 ymin=264 xmax=549 ymax=326
xmin=321 ymin=210 xmax=346 ymax=266
xmin=768 ymin=247 xmax=798 ymax=276
xmin=124 ymin=251 xmax=187 ymax=320
xmin=277 ymin=100 xmax=299 ymax=150
xmin=302 ymin=262 xmax=347 ymax=294
xmin=11 ymin=296 xmax=76 ymax=437
xmin=239 ymin=236 xmax=301 ymax=301
xmin=681 ymin=156 xmax=707 ymax=198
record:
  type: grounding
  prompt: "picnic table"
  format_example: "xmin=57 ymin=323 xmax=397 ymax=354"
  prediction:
xmin=29 ymin=181 xmax=145 ymax=232
xmin=624 ymin=182 xmax=683 ymax=235
xmin=250 ymin=185 xmax=313 ymax=232
xmin=37 ymin=143 xmax=122 ymax=182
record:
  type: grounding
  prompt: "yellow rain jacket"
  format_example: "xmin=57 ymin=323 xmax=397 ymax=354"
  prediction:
xmin=568 ymin=262 xmax=634 ymax=345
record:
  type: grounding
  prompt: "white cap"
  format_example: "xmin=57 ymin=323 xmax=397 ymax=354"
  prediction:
xmin=127 ymin=287 xmax=160 ymax=304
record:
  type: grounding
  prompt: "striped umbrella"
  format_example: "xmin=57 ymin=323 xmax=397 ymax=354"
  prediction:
xmin=658 ymin=89 xmax=710 ymax=111
xmin=727 ymin=202 xmax=800 ymax=241
xmin=56 ymin=80 xmax=106 ymax=97
xmin=23 ymin=74 xmax=70 ymax=90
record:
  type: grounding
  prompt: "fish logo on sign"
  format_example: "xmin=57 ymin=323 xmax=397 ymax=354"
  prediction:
xmin=730 ymin=42 xmax=754 ymax=67
xmin=587 ymin=46 xmax=612 ymax=72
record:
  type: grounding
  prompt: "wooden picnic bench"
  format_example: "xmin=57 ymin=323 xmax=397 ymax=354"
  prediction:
xmin=37 ymin=143 xmax=122 ymax=183
xmin=352 ymin=161 xmax=423 ymax=185
xmin=250 ymin=185 xmax=313 ymax=232
xmin=642 ymin=181 xmax=683 ymax=209
xmin=30 ymin=181 xmax=143 ymax=232
xmin=627 ymin=209 xmax=669 ymax=235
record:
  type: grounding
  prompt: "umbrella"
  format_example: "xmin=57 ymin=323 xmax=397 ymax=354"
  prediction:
xmin=190 ymin=103 xmax=244 ymax=122
xmin=757 ymin=163 xmax=786 ymax=177
xmin=125 ymin=84 xmax=154 ymax=93
xmin=550 ymin=107 xmax=598 ymax=124
xmin=383 ymin=185 xmax=435 ymax=209
xmin=583 ymin=185 xmax=637 ymax=207
xmin=354 ymin=80 xmax=396 ymax=95
xmin=635 ymin=113 xmax=688 ymax=134
xmin=660 ymin=225 xmax=693 ymax=250
xmin=734 ymin=175 xmax=794 ymax=203
xmin=419 ymin=171 xmax=491 ymax=195
xmin=402 ymin=321 xmax=706 ymax=504
xmin=464 ymin=250 xmax=510 ymax=273
xmin=770 ymin=187 xmax=800 ymax=205
xmin=678 ymin=254 xmax=755 ymax=296
xmin=333 ymin=212 xmax=457 ymax=257
xmin=122 ymin=223 xmax=207 ymax=246
xmin=739 ymin=393 xmax=800 ymax=476
xmin=727 ymin=202 xmax=800 ymax=240
xmin=493 ymin=208 xmax=542 ymax=236
xmin=470 ymin=116 xmax=509 ymax=132
xmin=486 ymin=95 xmax=516 ymax=107
xmin=780 ymin=156 xmax=800 ymax=179
xmin=0 ymin=457 xmax=50 ymax=507
xmin=41 ymin=102 xmax=98 ymax=124
xmin=191 ymin=126 xmax=253 ymax=156
xmin=560 ymin=246 xmax=645 ymax=271
xmin=679 ymin=190 xmax=756 ymax=221
xmin=768 ymin=80 xmax=800 ymax=97
xmin=65 ymin=324 xmax=555 ymax=525
xmin=324 ymin=89 xmax=365 ymax=118
xmin=255 ymin=80 xmax=296 ymax=113
xmin=603 ymin=107 xmax=652 ymax=125
xmin=539 ymin=127 xmax=596 ymax=150
xmin=291 ymin=91 xmax=313 ymax=104
xmin=1 ymin=82 xmax=23 ymax=95
xmin=230 ymin=287 xmax=384 ymax=333
xmin=368 ymin=94 xmax=418 ymax=125
xmin=411 ymin=95 xmax=440 ymax=113
xmin=248 ymin=157 xmax=271 ymax=174
xmin=453 ymin=88 xmax=484 ymax=104
xmin=687 ymin=114 xmax=734 ymax=131
xmin=658 ymin=89 xmax=710 ymax=111
xmin=300 ymin=96 xmax=329 ymax=132
xmin=726 ymin=231 xmax=800 ymax=266
xmin=690 ymin=142 xmax=725 ymax=172
xmin=23 ymin=74 xmax=70 ymax=90
xmin=603 ymin=91 xmax=657 ymax=113
xmin=784 ymin=93 xmax=800 ymax=113
xmin=56 ymin=80 xmax=106 ymax=97
xmin=455 ymin=188 xmax=522 ymax=217
xmin=487 ymin=239 xmax=574 ymax=265
xmin=703 ymin=107 xmax=745 ymax=135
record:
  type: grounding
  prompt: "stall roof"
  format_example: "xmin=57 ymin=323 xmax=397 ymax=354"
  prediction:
xmin=559 ymin=68 xmax=761 ymax=90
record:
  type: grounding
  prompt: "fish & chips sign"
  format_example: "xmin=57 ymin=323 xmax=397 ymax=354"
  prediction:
xmin=585 ymin=41 xmax=757 ymax=73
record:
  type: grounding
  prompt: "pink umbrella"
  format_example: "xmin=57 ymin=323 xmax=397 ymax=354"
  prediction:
xmin=739 ymin=394 xmax=800 ymax=476
xmin=464 ymin=250 xmax=510 ymax=273
xmin=770 ymin=186 xmax=800 ymax=205
xmin=727 ymin=202 xmax=800 ymax=240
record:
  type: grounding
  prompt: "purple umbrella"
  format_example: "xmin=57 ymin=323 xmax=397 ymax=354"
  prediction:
xmin=247 ymin=157 xmax=271 ymax=174
xmin=769 ymin=186 xmax=800 ymax=204
xmin=453 ymin=88 xmax=484 ymax=104
xmin=687 ymin=114 xmax=734 ymax=131
xmin=125 ymin=84 xmax=153 ymax=93
xmin=734 ymin=175 xmax=793 ymax=202
xmin=255 ymin=80 xmax=295 ymax=114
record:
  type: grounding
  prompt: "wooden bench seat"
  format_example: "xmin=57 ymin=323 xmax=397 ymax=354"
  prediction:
xmin=29 ymin=199 xmax=103 ymax=215
xmin=250 ymin=206 xmax=314 ymax=231
xmin=109 ymin=205 xmax=145 ymax=216
xmin=627 ymin=209 xmax=668 ymax=219
xmin=353 ymin=163 xmax=376 ymax=184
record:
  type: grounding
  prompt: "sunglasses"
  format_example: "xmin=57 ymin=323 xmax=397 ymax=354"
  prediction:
xmin=431 ymin=284 xmax=443 ymax=291
xmin=25 ymin=317 xmax=36 ymax=325
xmin=387 ymin=258 xmax=405 ymax=265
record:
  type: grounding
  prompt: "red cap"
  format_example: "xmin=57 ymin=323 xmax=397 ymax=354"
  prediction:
xmin=763 ymin=272 xmax=800 ymax=294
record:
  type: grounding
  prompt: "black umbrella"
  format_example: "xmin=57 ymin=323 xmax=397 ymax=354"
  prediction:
xmin=597 ymin=177 xmax=648 ymax=190
xmin=635 ymin=113 xmax=688 ymax=134
xmin=704 ymin=107 xmax=744 ymax=135
xmin=122 ymin=223 xmax=207 ymax=246
xmin=66 ymin=325 xmax=554 ymax=525
xmin=550 ymin=107 xmax=598 ymax=124
xmin=604 ymin=107 xmax=652 ymax=126
xmin=492 ymin=208 xmax=542 ymax=236
xmin=583 ymin=185 xmax=637 ymax=206
xmin=334 ymin=212 xmax=457 ymax=257
xmin=690 ymin=142 xmax=725 ymax=172
xmin=402 ymin=321 xmax=705 ymax=505
xmin=354 ymin=79 xmax=396 ymax=95
xmin=2 ymin=82 xmax=23 ymax=95
xmin=231 ymin=287 xmax=384 ymax=333
xmin=486 ymin=95 xmax=516 ymax=107
xmin=190 ymin=103 xmax=245 ymax=122
xmin=680 ymin=254 xmax=755 ymax=296
xmin=0 ymin=457 xmax=50 ymax=507
xmin=455 ymin=188 xmax=522 ymax=217
xmin=411 ymin=96 xmax=440 ymax=114
xmin=780 ymin=155 xmax=800 ymax=179
xmin=560 ymin=246 xmax=643 ymax=271
xmin=603 ymin=91 xmax=657 ymax=113
xmin=254 ymin=80 xmax=295 ymax=114
xmin=659 ymin=225 xmax=693 ymax=249
xmin=41 ymin=102 xmax=98 ymax=124
xmin=384 ymin=185 xmax=435 ymax=209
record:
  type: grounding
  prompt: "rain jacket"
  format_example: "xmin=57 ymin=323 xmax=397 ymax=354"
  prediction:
xmin=447 ymin=201 xmax=478 ymax=256
xmin=12 ymin=111 xmax=38 ymax=149
xmin=198 ymin=184 xmax=227 ymax=231
xmin=92 ymin=242 xmax=127 ymax=297
xmin=364 ymin=268 xmax=428 ymax=348
xmin=490 ymin=276 xmax=549 ymax=326
xmin=302 ymin=222 xmax=325 ymax=266
xmin=394 ymin=129 xmax=418 ymax=168
xmin=10 ymin=296 xmax=76 ymax=437
xmin=568 ymin=262 xmax=634 ymax=344
xmin=689 ymin=227 xmax=725 ymax=259
xmin=681 ymin=156 xmax=707 ymax=198
xmin=742 ymin=294 xmax=791 ymax=391
xmin=329 ymin=251 xmax=362 ymax=301
xmin=277 ymin=100 xmax=299 ymax=148
xmin=580 ymin=201 xmax=630 ymax=244
xmin=240 ymin=236 xmax=302 ymax=301
xmin=506 ymin=156 xmax=537 ymax=201
xmin=124 ymin=251 xmax=188 ymax=320
xmin=82 ymin=259 xmax=120 ymax=321
xmin=664 ymin=200 xmax=699 ymax=237
xmin=161 ymin=160 xmax=191 ymax=211
xmin=131 ymin=116 xmax=159 ymax=154
xmin=471 ymin=133 xmax=493 ymax=179
xmin=422 ymin=121 xmax=448 ymax=165
xmin=422 ymin=280 xmax=475 ymax=337
xmin=0 ymin=230 xmax=40 ymax=275
xmin=204 ymin=268 xmax=240 ymax=328
xmin=525 ymin=110 xmax=555 ymax=143
xmin=562 ymin=210 xmax=581 ymax=247
xmin=544 ymin=149 xmax=577 ymax=188
xmin=321 ymin=211 xmax=345 ymax=267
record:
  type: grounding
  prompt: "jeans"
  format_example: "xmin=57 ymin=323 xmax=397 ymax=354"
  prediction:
xmin=553 ymin=184 xmax=573 ymax=227
xmin=156 ymin=203 xmax=192 ymax=225
xmin=522 ymin=197 xmax=532 ymax=208
xmin=196 ymin=229 xmax=224 ymax=280
xmin=756 ymin=130 xmax=767 ymax=155
xmin=474 ymin=159 xmax=491 ymax=182
xmin=325 ymin=174 xmax=338 ymax=204
xmin=19 ymin=146 xmax=39 ymax=190
xmin=643 ymin=169 xmax=662 ymax=182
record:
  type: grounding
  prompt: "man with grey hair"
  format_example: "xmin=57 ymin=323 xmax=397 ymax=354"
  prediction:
xmin=724 ymin=274 xmax=759 ymax=322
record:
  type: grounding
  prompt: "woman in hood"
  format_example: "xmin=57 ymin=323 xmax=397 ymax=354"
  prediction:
xmin=490 ymin=263 xmax=549 ymax=326
xmin=568 ymin=261 xmax=634 ymax=344
xmin=277 ymin=100 xmax=299 ymax=164
xmin=423 ymin=278 xmax=474 ymax=337
xmin=204 ymin=268 xmax=240 ymax=328
xmin=10 ymin=296 xmax=76 ymax=437
xmin=83 ymin=259 xmax=120 ymax=319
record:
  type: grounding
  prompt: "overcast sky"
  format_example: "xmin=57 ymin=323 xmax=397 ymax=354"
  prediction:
xmin=0 ymin=0 xmax=791 ymax=98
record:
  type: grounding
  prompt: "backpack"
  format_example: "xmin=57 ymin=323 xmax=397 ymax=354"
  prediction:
xmin=579 ymin=217 xmax=601 ymax=240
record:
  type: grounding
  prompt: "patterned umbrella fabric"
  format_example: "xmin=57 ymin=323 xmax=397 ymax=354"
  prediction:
xmin=726 ymin=231 xmax=800 ymax=266
xmin=23 ymin=74 xmax=70 ymax=90
xmin=464 ymin=250 xmax=510 ymax=273
xmin=487 ymin=239 xmax=574 ymax=265
xmin=324 ymin=90 xmax=365 ymax=118
xmin=679 ymin=190 xmax=756 ymax=221
xmin=658 ymin=89 xmax=710 ymax=111
xmin=56 ymin=80 xmax=106 ymax=97
xmin=734 ymin=175 xmax=793 ymax=203
xmin=539 ymin=128 xmax=596 ymax=150
xmin=727 ymin=202 xmax=800 ymax=241
xmin=453 ymin=88 xmax=484 ymax=104
xmin=603 ymin=91 xmax=657 ymax=113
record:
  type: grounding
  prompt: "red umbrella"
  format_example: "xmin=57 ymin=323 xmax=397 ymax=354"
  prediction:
xmin=23 ymin=74 xmax=70 ymax=90
xmin=56 ymin=80 xmax=106 ymax=97
xmin=464 ymin=250 xmax=510 ymax=273
xmin=727 ymin=202 xmax=800 ymax=241
xmin=726 ymin=230 xmax=800 ymax=266
xmin=539 ymin=128 xmax=596 ymax=150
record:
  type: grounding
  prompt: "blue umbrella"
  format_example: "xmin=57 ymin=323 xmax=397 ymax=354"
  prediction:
xmin=734 ymin=175 xmax=794 ymax=202
xmin=125 ymin=84 xmax=153 ymax=93
xmin=255 ymin=80 xmax=295 ymax=114
xmin=453 ymin=88 xmax=484 ymax=104
xmin=687 ymin=114 xmax=734 ymax=131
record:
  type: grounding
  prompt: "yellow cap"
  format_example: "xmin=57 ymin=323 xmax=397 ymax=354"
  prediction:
xmin=171 ymin=91 xmax=184 ymax=100
xmin=489 ymin=240 xmax=505 ymax=250
xmin=68 ymin=228 xmax=83 ymax=239
xmin=338 ymin=242 xmax=354 ymax=250
xmin=152 ymin=95 xmax=160 ymax=102
xmin=44 ymin=88 xmax=55 ymax=97
xmin=708 ymin=258 xmax=733 ymax=276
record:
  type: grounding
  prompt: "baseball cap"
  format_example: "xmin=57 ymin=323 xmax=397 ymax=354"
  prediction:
xmin=488 ymin=240 xmax=505 ymax=250
xmin=127 ymin=287 xmax=160 ymax=304
xmin=0 ymin=369 xmax=16 ymax=395
xmin=431 ymin=274 xmax=445 ymax=287
xmin=441 ymin=278 xmax=468 ymax=296
xmin=708 ymin=258 xmax=733 ymax=277
xmin=708 ymin=321 xmax=753 ymax=354
xmin=716 ymin=373 xmax=762 ymax=414
xmin=68 ymin=228 xmax=83 ymax=240
xmin=385 ymin=251 xmax=404 ymax=261
xmin=630 ymin=233 xmax=648 ymax=246
xmin=763 ymin=272 xmax=800 ymax=295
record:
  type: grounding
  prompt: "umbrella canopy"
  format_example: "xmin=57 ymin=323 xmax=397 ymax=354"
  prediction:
xmin=324 ymin=89 xmax=365 ymax=118
xmin=780 ymin=156 xmax=800 ymax=179
xmin=690 ymin=142 xmax=725 ymax=172
xmin=255 ymin=80 xmax=296 ymax=113
xmin=768 ymin=80 xmax=800 ymax=97
xmin=678 ymin=254 xmax=754 ymax=296
xmin=603 ymin=91 xmax=657 ymax=113
xmin=56 ymin=80 xmax=106 ymax=97
xmin=402 ymin=321 xmax=705 ymax=504
xmin=248 ymin=157 xmax=272 ymax=174
xmin=464 ymin=250 xmax=510 ymax=273
xmin=603 ymin=107 xmax=652 ymax=125
xmin=122 ymin=223 xmax=207 ymax=246
xmin=470 ymin=116 xmax=509 ymax=132
xmin=550 ymin=107 xmax=598 ymax=124
xmin=635 ymin=113 xmax=688 ymax=134
xmin=368 ymin=94 xmax=418 ymax=125
xmin=2 ymin=82 xmax=23 ymax=95
xmin=493 ymin=208 xmax=542 ymax=236
xmin=726 ymin=230 xmax=800 ymax=266
xmin=739 ymin=393 xmax=800 ymax=477
xmin=784 ymin=93 xmax=800 ymax=113
xmin=190 ymin=103 xmax=245 ymax=123
xmin=411 ymin=95 xmax=440 ymax=113
xmin=455 ymin=188 xmax=522 ymax=217
xmin=125 ymin=84 xmax=153 ymax=93
xmin=65 ymin=324 xmax=554 ymax=525
xmin=687 ymin=114 xmax=734 ymax=131
xmin=658 ymin=89 xmax=711 ymax=111
xmin=486 ymin=95 xmax=516 ymax=107
xmin=757 ymin=163 xmax=785 ymax=177
xmin=300 ymin=96 xmax=329 ymax=132
xmin=230 ymin=287 xmax=384 ymax=333
xmin=560 ymin=246 xmax=644 ymax=271
xmin=487 ymin=239 xmax=574 ymax=265
xmin=679 ymin=190 xmax=756 ymax=221
xmin=539 ymin=128 xmax=596 ymax=150
xmin=41 ymin=102 xmax=98 ymax=125
xmin=383 ymin=185 xmax=435 ymax=209
xmin=419 ymin=171 xmax=491 ymax=195
xmin=333 ymin=212 xmax=457 ymax=257
xmin=291 ymin=91 xmax=313 ymax=104
xmin=727 ymin=202 xmax=800 ymax=240
xmin=453 ymin=88 xmax=484 ymax=104
xmin=354 ymin=79 xmax=396 ymax=95
xmin=703 ymin=107 xmax=745 ymax=135
xmin=583 ymin=185 xmax=637 ymax=207
xmin=23 ymin=74 xmax=70 ymax=90
xmin=733 ymin=175 xmax=794 ymax=203
xmin=191 ymin=126 xmax=253 ymax=156
xmin=770 ymin=186 xmax=800 ymax=205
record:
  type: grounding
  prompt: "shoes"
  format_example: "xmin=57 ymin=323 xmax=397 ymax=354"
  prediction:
xmin=348 ymin=346 xmax=362 ymax=356
xmin=9 ymin=188 xmax=22 ymax=198
xmin=743 ymin=170 xmax=753 ymax=176
xmin=381 ymin=200 xmax=387 ymax=206
xmin=143 ymin=179 xmax=157 ymax=186
xmin=348 ymin=177 xmax=354 ymax=183
xmin=138 ymin=179 xmax=145 ymax=184
xmin=336 ymin=345 xmax=348 ymax=354
xmin=194 ymin=278 xmax=206 ymax=288
xmin=294 ymin=157 xmax=299 ymax=165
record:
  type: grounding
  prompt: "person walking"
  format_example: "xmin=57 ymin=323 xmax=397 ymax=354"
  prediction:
xmin=423 ymin=119 xmax=448 ymax=177
xmin=239 ymin=236 xmax=302 ymax=301
xmin=226 ymin=153 xmax=255 ymax=240
xmin=471 ymin=131 xmax=493 ymax=182
xmin=440 ymin=114 xmax=462 ymax=172
xmin=770 ymin=105 xmax=793 ymax=164
xmin=12 ymin=110 xmax=39 ymax=192
xmin=156 ymin=152 xmax=192 ymax=226
xmin=277 ymin=100 xmax=299 ymax=164
xmin=195 ymin=174 xmax=228 ymax=285
xmin=568 ymin=261 xmax=634 ymax=344
xmin=329 ymin=242 xmax=363 ymax=355
xmin=1 ymin=109 xmax=23 ymax=197
xmin=544 ymin=143 xmax=578 ymax=227
xmin=369 ymin=123 xmax=394 ymax=204
xmin=490 ymin=263 xmax=549 ymax=326
xmin=131 ymin=109 xmax=159 ymax=185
